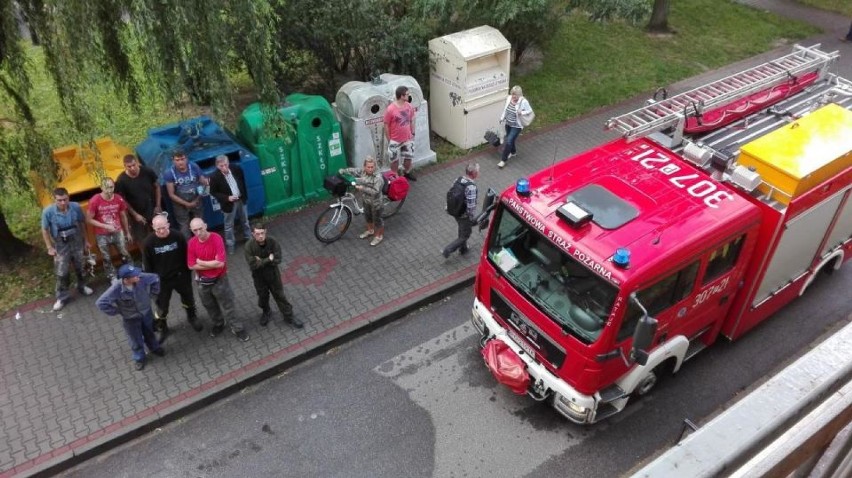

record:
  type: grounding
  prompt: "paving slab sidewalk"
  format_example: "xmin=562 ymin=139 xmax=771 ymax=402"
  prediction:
xmin=1 ymin=2 xmax=850 ymax=476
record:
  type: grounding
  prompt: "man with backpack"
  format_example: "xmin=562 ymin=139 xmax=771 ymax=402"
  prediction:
xmin=442 ymin=162 xmax=480 ymax=259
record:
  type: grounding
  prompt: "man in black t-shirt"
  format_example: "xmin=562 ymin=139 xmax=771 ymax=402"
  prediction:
xmin=143 ymin=213 xmax=201 ymax=342
xmin=116 ymin=154 xmax=161 ymax=250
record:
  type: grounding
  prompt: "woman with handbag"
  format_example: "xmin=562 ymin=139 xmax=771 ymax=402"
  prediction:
xmin=498 ymin=85 xmax=535 ymax=168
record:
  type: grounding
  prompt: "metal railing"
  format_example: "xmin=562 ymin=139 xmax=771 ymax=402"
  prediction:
xmin=631 ymin=318 xmax=852 ymax=478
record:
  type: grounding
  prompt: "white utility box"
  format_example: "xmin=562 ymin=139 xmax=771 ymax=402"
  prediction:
xmin=428 ymin=26 xmax=511 ymax=149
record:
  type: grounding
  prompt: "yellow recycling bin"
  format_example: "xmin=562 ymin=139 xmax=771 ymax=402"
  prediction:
xmin=34 ymin=138 xmax=135 ymax=258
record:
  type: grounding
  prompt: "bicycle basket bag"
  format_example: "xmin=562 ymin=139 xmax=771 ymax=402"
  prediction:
xmin=446 ymin=177 xmax=467 ymax=217
xmin=323 ymin=175 xmax=348 ymax=197
xmin=382 ymin=171 xmax=409 ymax=202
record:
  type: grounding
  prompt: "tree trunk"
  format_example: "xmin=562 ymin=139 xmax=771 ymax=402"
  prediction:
xmin=647 ymin=0 xmax=672 ymax=34
xmin=0 ymin=210 xmax=33 ymax=265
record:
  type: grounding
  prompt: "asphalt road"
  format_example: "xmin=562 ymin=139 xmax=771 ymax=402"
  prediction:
xmin=60 ymin=266 xmax=851 ymax=478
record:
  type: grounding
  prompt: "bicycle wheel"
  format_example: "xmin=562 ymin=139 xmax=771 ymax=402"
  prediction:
xmin=381 ymin=196 xmax=405 ymax=218
xmin=314 ymin=205 xmax=352 ymax=243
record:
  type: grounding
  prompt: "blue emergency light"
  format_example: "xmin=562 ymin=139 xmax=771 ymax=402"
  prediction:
xmin=516 ymin=178 xmax=531 ymax=197
xmin=613 ymin=248 xmax=630 ymax=268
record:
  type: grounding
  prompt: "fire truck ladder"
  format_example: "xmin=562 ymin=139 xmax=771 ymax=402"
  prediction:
xmin=605 ymin=44 xmax=839 ymax=143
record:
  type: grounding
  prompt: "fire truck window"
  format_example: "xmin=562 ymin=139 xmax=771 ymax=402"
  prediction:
xmin=617 ymin=261 xmax=700 ymax=343
xmin=703 ymin=235 xmax=745 ymax=284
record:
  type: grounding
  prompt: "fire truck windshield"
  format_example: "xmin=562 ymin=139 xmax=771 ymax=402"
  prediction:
xmin=486 ymin=208 xmax=617 ymax=344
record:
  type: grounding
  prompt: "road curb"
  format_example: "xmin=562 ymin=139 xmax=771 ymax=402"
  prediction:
xmin=23 ymin=268 xmax=476 ymax=477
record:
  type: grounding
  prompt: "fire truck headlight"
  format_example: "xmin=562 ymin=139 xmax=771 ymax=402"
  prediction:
xmin=557 ymin=395 xmax=590 ymax=420
xmin=471 ymin=309 xmax=485 ymax=334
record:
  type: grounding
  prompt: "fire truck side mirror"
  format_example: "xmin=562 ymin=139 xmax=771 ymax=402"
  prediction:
xmin=475 ymin=189 xmax=499 ymax=228
xmin=631 ymin=314 xmax=658 ymax=366
xmin=482 ymin=188 xmax=498 ymax=212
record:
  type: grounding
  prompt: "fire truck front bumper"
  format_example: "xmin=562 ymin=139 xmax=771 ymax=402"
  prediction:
xmin=472 ymin=299 xmax=598 ymax=424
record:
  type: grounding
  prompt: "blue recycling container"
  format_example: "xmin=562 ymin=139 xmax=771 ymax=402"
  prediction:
xmin=136 ymin=116 xmax=266 ymax=230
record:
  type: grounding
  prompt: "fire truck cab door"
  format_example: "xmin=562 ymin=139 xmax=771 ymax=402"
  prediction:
xmin=678 ymin=234 xmax=749 ymax=343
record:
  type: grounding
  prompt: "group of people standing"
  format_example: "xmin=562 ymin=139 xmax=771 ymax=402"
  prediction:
xmin=41 ymin=150 xmax=302 ymax=371
xmin=39 ymin=83 xmax=530 ymax=370
xmin=335 ymin=85 xmax=420 ymax=247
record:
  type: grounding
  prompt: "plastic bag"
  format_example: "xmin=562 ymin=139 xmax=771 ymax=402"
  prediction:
xmin=481 ymin=339 xmax=530 ymax=395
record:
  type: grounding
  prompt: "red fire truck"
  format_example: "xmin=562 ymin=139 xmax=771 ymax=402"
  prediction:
xmin=471 ymin=44 xmax=852 ymax=424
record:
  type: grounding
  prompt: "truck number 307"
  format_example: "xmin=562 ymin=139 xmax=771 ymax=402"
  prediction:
xmin=632 ymin=150 xmax=735 ymax=208
xmin=694 ymin=276 xmax=730 ymax=306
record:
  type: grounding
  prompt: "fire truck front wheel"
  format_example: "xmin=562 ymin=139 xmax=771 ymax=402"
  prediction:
xmin=633 ymin=359 xmax=675 ymax=397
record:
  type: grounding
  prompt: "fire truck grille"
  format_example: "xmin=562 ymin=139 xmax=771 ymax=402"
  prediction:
xmin=491 ymin=291 xmax=567 ymax=369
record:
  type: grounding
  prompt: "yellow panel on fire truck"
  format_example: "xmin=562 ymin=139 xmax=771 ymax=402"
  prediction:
xmin=737 ymin=103 xmax=852 ymax=205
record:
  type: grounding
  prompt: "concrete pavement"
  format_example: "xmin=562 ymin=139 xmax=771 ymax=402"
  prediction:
xmin=1 ymin=2 xmax=851 ymax=476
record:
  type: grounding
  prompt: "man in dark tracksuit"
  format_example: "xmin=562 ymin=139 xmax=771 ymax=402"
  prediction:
xmin=244 ymin=222 xmax=304 ymax=329
xmin=143 ymin=213 xmax=202 ymax=342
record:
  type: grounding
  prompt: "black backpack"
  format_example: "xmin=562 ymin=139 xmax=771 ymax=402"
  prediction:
xmin=446 ymin=177 xmax=467 ymax=217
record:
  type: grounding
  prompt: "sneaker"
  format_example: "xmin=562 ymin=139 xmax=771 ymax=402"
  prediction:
xmin=441 ymin=249 xmax=451 ymax=259
xmin=459 ymin=246 xmax=469 ymax=256
xmin=134 ymin=361 xmax=146 ymax=371
xmin=497 ymin=161 xmax=506 ymax=169
xmin=285 ymin=316 xmax=305 ymax=329
xmin=404 ymin=172 xmax=417 ymax=182
xmin=52 ymin=299 xmax=64 ymax=312
xmin=508 ymin=152 xmax=516 ymax=159
xmin=233 ymin=329 xmax=250 ymax=342
xmin=79 ymin=286 xmax=94 ymax=296
xmin=259 ymin=310 xmax=270 ymax=327
xmin=209 ymin=324 xmax=225 ymax=338
xmin=151 ymin=348 xmax=165 ymax=357
xmin=370 ymin=236 xmax=383 ymax=246
xmin=359 ymin=230 xmax=375 ymax=239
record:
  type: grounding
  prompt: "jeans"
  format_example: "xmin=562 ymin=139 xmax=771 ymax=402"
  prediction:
xmin=443 ymin=216 xmax=474 ymax=256
xmin=223 ymin=199 xmax=251 ymax=250
xmin=121 ymin=310 xmax=160 ymax=362
xmin=501 ymin=125 xmax=522 ymax=162
xmin=173 ymin=201 xmax=204 ymax=240
xmin=96 ymin=232 xmax=132 ymax=278
xmin=197 ymin=274 xmax=244 ymax=332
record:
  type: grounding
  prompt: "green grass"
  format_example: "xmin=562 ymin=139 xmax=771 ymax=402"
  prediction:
xmin=523 ymin=0 xmax=818 ymax=129
xmin=18 ymin=48 xmax=209 ymax=150
xmin=0 ymin=0 xmax=822 ymax=314
xmin=798 ymin=0 xmax=852 ymax=17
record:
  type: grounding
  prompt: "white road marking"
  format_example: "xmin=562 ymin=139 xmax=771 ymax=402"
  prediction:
xmin=375 ymin=322 xmax=590 ymax=477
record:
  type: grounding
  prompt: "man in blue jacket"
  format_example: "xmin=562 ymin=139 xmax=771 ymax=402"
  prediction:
xmin=96 ymin=264 xmax=164 ymax=371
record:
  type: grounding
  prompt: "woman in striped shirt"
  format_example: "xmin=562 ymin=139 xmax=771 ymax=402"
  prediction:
xmin=498 ymin=85 xmax=534 ymax=168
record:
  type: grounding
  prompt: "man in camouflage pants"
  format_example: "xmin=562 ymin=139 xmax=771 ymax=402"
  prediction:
xmin=339 ymin=156 xmax=385 ymax=246
xmin=41 ymin=187 xmax=94 ymax=311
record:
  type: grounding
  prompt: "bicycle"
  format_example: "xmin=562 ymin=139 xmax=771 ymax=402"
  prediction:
xmin=314 ymin=173 xmax=406 ymax=243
